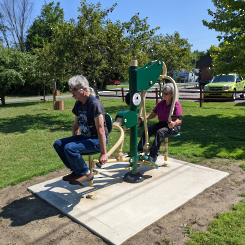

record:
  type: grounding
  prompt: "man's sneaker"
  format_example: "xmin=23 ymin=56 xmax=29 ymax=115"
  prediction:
xmin=69 ymin=172 xmax=94 ymax=185
xmin=62 ymin=171 xmax=76 ymax=181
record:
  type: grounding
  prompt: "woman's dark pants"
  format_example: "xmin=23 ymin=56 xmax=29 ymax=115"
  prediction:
xmin=138 ymin=121 xmax=181 ymax=158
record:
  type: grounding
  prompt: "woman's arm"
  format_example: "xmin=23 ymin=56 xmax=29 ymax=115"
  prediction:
xmin=138 ymin=112 xmax=157 ymax=123
xmin=168 ymin=119 xmax=182 ymax=128
xmin=169 ymin=102 xmax=182 ymax=128
xmin=146 ymin=112 xmax=157 ymax=120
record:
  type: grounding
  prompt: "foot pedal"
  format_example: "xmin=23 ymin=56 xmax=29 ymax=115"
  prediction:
xmin=92 ymin=169 xmax=99 ymax=175
xmin=139 ymin=155 xmax=159 ymax=169
xmin=86 ymin=193 xmax=96 ymax=199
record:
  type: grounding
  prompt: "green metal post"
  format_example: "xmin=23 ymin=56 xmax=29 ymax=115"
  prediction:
xmin=129 ymin=61 xmax=138 ymax=175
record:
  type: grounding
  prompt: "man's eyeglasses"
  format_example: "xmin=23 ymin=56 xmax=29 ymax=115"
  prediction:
xmin=70 ymin=87 xmax=82 ymax=92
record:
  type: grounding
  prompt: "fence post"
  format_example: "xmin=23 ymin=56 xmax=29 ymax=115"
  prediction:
xmin=53 ymin=80 xmax=56 ymax=109
xmin=200 ymin=86 xmax=203 ymax=108
xmin=156 ymin=88 xmax=158 ymax=104
xmin=122 ymin=87 xmax=125 ymax=102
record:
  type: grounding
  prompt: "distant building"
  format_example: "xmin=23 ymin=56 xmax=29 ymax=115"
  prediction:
xmin=173 ymin=68 xmax=200 ymax=83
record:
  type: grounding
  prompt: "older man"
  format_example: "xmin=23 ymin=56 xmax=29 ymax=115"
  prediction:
xmin=53 ymin=75 xmax=108 ymax=185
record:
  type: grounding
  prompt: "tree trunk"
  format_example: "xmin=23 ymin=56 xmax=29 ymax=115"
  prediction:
xmin=0 ymin=91 xmax=6 ymax=106
xmin=93 ymin=79 xmax=100 ymax=99
xmin=43 ymin=83 xmax=46 ymax=102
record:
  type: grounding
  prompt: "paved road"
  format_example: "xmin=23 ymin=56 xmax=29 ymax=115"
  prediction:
xmin=99 ymin=87 xmax=245 ymax=103
xmin=178 ymin=87 xmax=245 ymax=103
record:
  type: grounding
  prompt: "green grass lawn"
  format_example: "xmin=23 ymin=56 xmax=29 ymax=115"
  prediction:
xmin=1 ymin=98 xmax=245 ymax=189
xmin=1 ymin=98 xmax=245 ymax=244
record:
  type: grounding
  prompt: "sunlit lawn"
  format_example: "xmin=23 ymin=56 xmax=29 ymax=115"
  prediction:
xmin=1 ymin=98 xmax=245 ymax=190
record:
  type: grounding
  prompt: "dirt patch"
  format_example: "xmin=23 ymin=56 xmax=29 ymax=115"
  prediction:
xmin=0 ymin=159 xmax=245 ymax=245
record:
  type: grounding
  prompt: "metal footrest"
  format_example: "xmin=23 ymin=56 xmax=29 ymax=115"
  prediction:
xmin=139 ymin=155 xmax=158 ymax=169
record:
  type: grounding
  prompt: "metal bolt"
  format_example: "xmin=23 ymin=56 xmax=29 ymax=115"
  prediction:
xmin=159 ymin=61 xmax=161 ymax=65
xmin=150 ymin=81 xmax=153 ymax=85
xmin=130 ymin=159 xmax=133 ymax=163
xmin=124 ymin=119 xmax=127 ymax=123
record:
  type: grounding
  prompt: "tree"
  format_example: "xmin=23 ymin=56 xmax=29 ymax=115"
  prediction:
xmin=147 ymin=32 xmax=193 ymax=76
xmin=192 ymin=50 xmax=207 ymax=62
xmin=202 ymin=0 xmax=245 ymax=75
xmin=47 ymin=1 xmax=159 ymax=94
xmin=0 ymin=43 xmax=36 ymax=105
xmin=25 ymin=1 xmax=65 ymax=52
xmin=32 ymin=43 xmax=60 ymax=102
xmin=0 ymin=0 xmax=34 ymax=51
xmin=41 ymin=1 xmax=132 ymax=94
xmin=29 ymin=0 xmax=192 ymax=97
xmin=23 ymin=1 xmax=66 ymax=100
xmin=122 ymin=13 xmax=158 ymax=67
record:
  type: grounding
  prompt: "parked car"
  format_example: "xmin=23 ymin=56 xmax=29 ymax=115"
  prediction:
xmin=108 ymin=79 xmax=120 ymax=85
xmin=203 ymin=73 xmax=245 ymax=100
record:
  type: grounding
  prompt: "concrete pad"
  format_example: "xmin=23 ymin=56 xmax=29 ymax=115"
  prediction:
xmin=28 ymin=156 xmax=229 ymax=245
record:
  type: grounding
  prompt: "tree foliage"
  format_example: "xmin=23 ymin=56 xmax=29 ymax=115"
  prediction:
xmin=203 ymin=0 xmax=245 ymax=75
xmin=147 ymin=32 xmax=193 ymax=76
xmin=25 ymin=1 xmax=64 ymax=52
xmin=0 ymin=43 xmax=36 ymax=105
xmin=75 ymin=1 xmax=127 ymax=91
xmin=37 ymin=1 xmax=156 ymax=94
xmin=2 ymin=0 xmax=193 ymax=98
xmin=29 ymin=0 xmax=193 ymax=96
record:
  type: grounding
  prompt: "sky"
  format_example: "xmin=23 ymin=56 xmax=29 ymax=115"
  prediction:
xmin=31 ymin=0 xmax=220 ymax=52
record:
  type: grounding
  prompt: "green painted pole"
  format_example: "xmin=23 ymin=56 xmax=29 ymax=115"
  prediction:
xmin=129 ymin=60 xmax=138 ymax=175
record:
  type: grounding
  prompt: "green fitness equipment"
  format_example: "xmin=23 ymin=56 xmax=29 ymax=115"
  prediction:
xmin=87 ymin=59 xmax=179 ymax=186
xmin=122 ymin=59 xmax=163 ymax=183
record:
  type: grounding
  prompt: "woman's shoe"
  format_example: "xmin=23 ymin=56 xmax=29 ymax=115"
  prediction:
xmin=149 ymin=155 xmax=157 ymax=163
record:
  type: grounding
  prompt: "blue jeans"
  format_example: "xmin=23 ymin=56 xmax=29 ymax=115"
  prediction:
xmin=53 ymin=135 xmax=109 ymax=176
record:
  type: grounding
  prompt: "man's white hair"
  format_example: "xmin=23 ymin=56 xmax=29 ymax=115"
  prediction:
xmin=68 ymin=75 xmax=95 ymax=96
